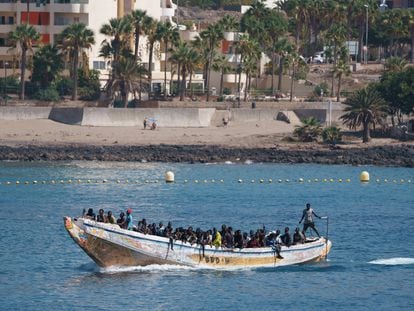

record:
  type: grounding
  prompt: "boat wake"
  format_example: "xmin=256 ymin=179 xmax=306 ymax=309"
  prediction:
xmin=368 ymin=257 xmax=414 ymax=266
xmin=99 ymin=264 xmax=204 ymax=274
xmin=98 ymin=264 xmax=261 ymax=274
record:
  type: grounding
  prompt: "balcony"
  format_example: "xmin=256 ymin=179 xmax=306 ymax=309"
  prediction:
xmin=223 ymin=32 xmax=242 ymax=42
xmin=162 ymin=7 xmax=175 ymax=18
xmin=223 ymin=74 xmax=238 ymax=83
xmin=50 ymin=2 xmax=88 ymax=14
xmin=0 ymin=24 xmax=15 ymax=33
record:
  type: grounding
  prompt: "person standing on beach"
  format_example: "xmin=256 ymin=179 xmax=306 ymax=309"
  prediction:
xmin=299 ymin=203 xmax=321 ymax=238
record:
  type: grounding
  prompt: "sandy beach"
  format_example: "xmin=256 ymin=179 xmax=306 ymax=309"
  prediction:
xmin=0 ymin=119 xmax=296 ymax=148
xmin=0 ymin=119 xmax=413 ymax=166
xmin=0 ymin=119 xmax=410 ymax=149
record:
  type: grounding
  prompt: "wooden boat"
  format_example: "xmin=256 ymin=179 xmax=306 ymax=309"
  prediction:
xmin=64 ymin=216 xmax=332 ymax=269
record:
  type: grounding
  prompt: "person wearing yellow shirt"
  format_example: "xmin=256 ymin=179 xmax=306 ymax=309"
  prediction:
xmin=212 ymin=227 xmax=222 ymax=247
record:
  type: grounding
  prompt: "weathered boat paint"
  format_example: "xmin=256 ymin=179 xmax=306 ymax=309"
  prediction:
xmin=64 ymin=217 xmax=332 ymax=269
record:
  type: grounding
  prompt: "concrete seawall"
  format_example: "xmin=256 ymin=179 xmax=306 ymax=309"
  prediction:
xmin=82 ymin=108 xmax=216 ymax=127
xmin=0 ymin=107 xmax=52 ymax=120
xmin=0 ymin=106 xmax=344 ymax=127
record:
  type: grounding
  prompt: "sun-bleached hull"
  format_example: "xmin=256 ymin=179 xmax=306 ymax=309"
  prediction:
xmin=64 ymin=217 xmax=332 ymax=269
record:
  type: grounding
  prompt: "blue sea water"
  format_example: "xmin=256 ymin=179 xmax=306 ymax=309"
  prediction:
xmin=0 ymin=161 xmax=413 ymax=311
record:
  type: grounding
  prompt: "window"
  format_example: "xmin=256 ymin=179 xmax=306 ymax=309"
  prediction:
xmin=93 ymin=61 xmax=106 ymax=70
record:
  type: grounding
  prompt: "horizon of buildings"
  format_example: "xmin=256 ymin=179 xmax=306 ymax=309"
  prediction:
xmin=0 ymin=0 xmax=412 ymax=99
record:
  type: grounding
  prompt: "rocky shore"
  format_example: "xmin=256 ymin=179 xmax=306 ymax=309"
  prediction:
xmin=0 ymin=144 xmax=413 ymax=167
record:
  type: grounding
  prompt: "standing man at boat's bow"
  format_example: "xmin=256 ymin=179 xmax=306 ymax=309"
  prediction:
xmin=299 ymin=203 xmax=321 ymax=238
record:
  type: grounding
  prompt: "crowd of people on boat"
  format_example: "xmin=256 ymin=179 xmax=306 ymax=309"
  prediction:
xmin=83 ymin=203 xmax=323 ymax=258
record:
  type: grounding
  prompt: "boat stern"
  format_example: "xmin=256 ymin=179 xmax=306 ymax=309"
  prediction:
xmin=314 ymin=237 xmax=332 ymax=261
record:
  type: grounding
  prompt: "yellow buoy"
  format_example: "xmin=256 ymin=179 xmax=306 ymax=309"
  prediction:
xmin=165 ymin=171 xmax=175 ymax=183
xmin=360 ymin=171 xmax=370 ymax=182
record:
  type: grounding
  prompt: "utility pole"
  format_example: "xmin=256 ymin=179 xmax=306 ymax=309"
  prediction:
xmin=364 ymin=4 xmax=369 ymax=65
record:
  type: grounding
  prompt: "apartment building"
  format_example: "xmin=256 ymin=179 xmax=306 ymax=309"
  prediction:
xmin=0 ymin=0 xmax=120 ymax=78
xmin=0 ymin=0 xmax=182 ymax=91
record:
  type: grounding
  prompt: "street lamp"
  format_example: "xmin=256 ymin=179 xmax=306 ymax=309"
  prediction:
xmin=364 ymin=4 xmax=369 ymax=65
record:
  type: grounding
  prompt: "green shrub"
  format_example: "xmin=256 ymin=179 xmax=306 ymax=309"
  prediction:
xmin=294 ymin=117 xmax=323 ymax=142
xmin=77 ymin=69 xmax=101 ymax=101
xmin=314 ymin=82 xmax=329 ymax=97
xmin=24 ymin=81 xmax=39 ymax=98
xmin=0 ymin=76 xmax=20 ymax=94
xmin=322 ymin=126 xmax=343 ymax=144
xmin=56 ymin=77 xmax=73 ymax=96
xmin=78 ymin=86 xmax=100 ymax=101
xmin=33 ymin=87 xmax=60 ymax=101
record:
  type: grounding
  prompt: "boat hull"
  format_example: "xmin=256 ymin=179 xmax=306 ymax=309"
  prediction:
xmin=64 ymin=217 xmax=332 ymax=269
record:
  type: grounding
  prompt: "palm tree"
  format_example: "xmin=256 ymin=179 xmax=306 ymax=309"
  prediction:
xmin=100 ymin=16 xmax=132 ymax=76
xmin=8 ymin=24 xmax=40 ymax=100
xmin=60 ymin=23 xmax=95 ymax=100
xmin=31 ymin=44 xmax=64 ymax=89
xmin=218 ymin=14 xmax=239 ymax=33
xmin=324 ymin=23 xmax=347 ymax=95
xmin=130 ymin=9 xmax=148 ymax=61
xmin=334 ymin=59 xmax=351 ymax=102
xmin=279 ymin=0 xmax=310 ymax=51
xmin=275 ymin=38 xmax=292 ymax=92
xmin=170 ymin=42 xmax=199 ymax=101
xmin=199 ymin=23 xmax=224 ymax=101
xmin=406 ymin=9 xmax=414 ymax=63
xmin=340 ymin=87 xmax=388 ymax=143
xmin=212 ymin=54 xmax=232 ymax=97
xmin=158 ymin=22 xmax=179 ymax=95
xmin=107 ymin=57 xmax=146 ymax=107
xmin=379 ymin=8 xmax=407 ymax=58
xmin=234 ymin=34 xmax=260 ymax=103
xmin=322 ymin=126 xmax=342 ymax=145
xmin=262 ymin=11 xmax=288 ymax=96
xmin=284 ymin=48 xmax=307 ymax=102
xmin=294 ymin=117 xmax=323 ymax=142
xmin=142 ymin=17 xmax=163 ymax=89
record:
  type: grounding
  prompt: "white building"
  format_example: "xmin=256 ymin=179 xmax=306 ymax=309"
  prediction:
xmin=0 ymin=0 xmax=119 ymax=77
xmin=0 ymin=1 xmax=178 ymax=86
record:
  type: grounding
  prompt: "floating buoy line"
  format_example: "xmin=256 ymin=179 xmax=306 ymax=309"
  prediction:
xmin=0 ymin=176 xmax=412 ymax=187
